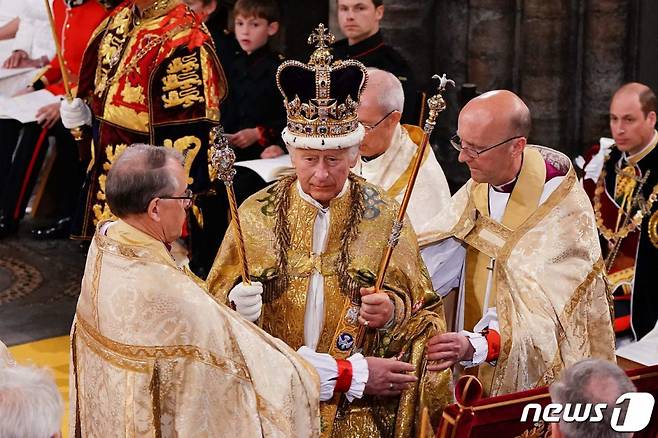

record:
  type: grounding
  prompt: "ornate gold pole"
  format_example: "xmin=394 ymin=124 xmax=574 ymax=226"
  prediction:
xmin=357 ymin=74 xmax=454 ymax=344
xmin=374 ymin=74 xmax=454 ymax=291
xmin=209 ymin=126 xmax=251 ymax=285
xmin=43 ymin=0 xmax=83 ymax=141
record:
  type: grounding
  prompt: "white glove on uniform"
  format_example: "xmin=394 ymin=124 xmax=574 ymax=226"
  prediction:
xmin=583 ymin=137 xmax=614 ymax=182
xmin=60 ymin=97 xmax=92 ymax=129
xmin=228 ymin=281 xmax=263 ymax=322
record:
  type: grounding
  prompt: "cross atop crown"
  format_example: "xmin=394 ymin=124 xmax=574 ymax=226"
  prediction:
xmin=308 ymin=23 xmax=335 ymax=49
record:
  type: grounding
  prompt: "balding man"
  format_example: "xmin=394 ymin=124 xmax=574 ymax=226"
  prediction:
xmin=549 ymin=359 xmax=636 ymax=438
xmin=355 ymin=68 xmax=450 ymax=247
xmin=422 ymin=90 xmax=615 ymax=397
xmin=71 ymin=144 xmax=320 ymax=437
xmin=580 ymin=82 xmax=658 ymax=344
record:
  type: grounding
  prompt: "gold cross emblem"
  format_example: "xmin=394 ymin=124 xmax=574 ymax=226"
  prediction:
xmin=307 ymin=23 xmax=335 ymax=48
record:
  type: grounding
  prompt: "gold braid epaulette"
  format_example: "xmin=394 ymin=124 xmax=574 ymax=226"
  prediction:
xmin=263 ymin=174 xmax=366 ymax=303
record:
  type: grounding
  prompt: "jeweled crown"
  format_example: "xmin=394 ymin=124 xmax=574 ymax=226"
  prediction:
xmin=276 ymin=24 xmax=368 ymax=149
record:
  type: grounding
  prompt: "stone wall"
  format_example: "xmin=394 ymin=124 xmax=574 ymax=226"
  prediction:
xmin=370 ymin=0 xmax=640 ymax=157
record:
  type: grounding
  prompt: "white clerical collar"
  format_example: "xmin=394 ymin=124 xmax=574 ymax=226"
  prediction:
xmin=623 ymin=130 xmax=658 ymax=164
xmin=296 ymin=178 xmax=350 ymax=212
xmin=491 ymin=175 xmax=518 ymax=193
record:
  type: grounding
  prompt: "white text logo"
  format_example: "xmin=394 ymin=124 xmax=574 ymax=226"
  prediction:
xmin=520 ymin=392 xmax=655 ymax=432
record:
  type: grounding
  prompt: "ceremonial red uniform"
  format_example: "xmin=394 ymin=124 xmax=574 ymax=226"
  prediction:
xmin=0 ymin=0 xmax=109 ymax=238
xmin=74 ymin=0 xmax=226 ymax=247
xmin=34 ymin=0 xmax=109 ymax=95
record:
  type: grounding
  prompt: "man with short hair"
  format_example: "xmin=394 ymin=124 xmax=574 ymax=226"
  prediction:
xmin=422 ymin=90 xmax=615 ymax=397
xmin=580 ymin=82 xmax=658 ymax=344
xmin=0 ymin=364 xmax=63 ymax=438
xmin=70 ymin=144 xmax=321 ymax=436
xmin=208 ymin=26 xmax=452 ymax=436
xmin=355 ymin=67 xmax=450 ymax=247
xmin=333 ymin=0 xmax=418 ymax=123
xmin=549 ymin=359 xmax=636 ymax=438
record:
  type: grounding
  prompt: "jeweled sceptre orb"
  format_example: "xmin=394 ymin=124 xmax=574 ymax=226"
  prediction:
xmin=209 ymin=126 xmax=250 ymax=284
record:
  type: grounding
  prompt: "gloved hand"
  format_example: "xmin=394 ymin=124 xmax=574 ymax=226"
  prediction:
xmin=60 ymin=97 xmax=92 ymax=129
xmin=228 ymin=281 xmax=263 ymax=322
xmin=583 ymin=137 xmax=614 ymax=182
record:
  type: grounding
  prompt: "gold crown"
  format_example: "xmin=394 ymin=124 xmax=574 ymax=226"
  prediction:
xmin=276 ymin=24 xmax=368 ymax=149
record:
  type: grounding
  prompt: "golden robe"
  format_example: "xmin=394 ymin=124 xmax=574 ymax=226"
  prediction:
xmin=208 ymin=175 xmax=452 ymax=438
xmin=71 ymin=220 xmax=320 ymax=437
xmin=424 ymin=146 xmax=616 ymax=397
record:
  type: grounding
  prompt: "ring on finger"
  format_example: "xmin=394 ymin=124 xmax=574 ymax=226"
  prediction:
xmin=389 ymin=382 xmax=393 ymax=390
xmin=364 ymin=320 xmax=370 ymax=327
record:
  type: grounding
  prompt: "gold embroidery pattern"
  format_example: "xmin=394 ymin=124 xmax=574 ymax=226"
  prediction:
xmin=649 ymin=210 xmax=658 ymax=249
xmin=95 ymin=8 xmax=132 ymax=97
xmin=162 ymin=136 xmax=202 ymax=185
xmin=516 ymin=421 xmax=550 ymax=438
xmin=120 ymin=81 xmax=146 ymax=105
xmin=93 ymin=144 xmax=128 ymax=225
xmin=162 ymin=53 xmax=205 ymax=109
xmin=76 ymin=317 xmax=250 ymax=380
xmin=594 ymin=164 xmax=657 ymax=241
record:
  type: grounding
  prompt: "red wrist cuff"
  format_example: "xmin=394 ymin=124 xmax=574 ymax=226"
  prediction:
xmin=484 ymin=329 xmax=501 ymax=363
xmin=334 ymin=359 xmax=353 ymax=394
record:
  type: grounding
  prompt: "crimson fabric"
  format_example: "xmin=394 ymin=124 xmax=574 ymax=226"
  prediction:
xmin=334 ymin=359 xmax=353 ymax=394
xmin=436 ymin=365 xmax=658 ymax=438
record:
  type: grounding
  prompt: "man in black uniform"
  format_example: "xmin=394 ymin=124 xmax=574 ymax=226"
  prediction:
xmin=581 ymin=82 xmax=658 ymax=343
xmin=332 ymin=0 xmax=418 ymax=124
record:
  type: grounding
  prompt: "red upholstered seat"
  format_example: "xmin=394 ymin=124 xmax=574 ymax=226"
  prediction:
xmin=436 ymin=365 xmax=658 ymax=438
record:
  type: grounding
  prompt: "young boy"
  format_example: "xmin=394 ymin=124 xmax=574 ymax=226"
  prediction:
xmin=221 ymin=0 xmax=286 ymax=161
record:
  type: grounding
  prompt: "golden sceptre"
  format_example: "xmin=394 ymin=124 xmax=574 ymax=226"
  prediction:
xmin=357 ymin=74 xmax=454 ymax=343
xmin=43 ymin=0 xmax=83 ymax=141
xmin=209 ymin=126 xmax=251 ymax=285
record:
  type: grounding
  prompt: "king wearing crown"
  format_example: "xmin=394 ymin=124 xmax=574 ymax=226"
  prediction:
xmin=208 ymin=24 xmax=452 ymax=437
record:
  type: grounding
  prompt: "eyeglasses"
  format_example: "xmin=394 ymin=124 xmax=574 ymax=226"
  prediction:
xmin=159 ymin=188 xmax=195 ymax=209
xmin=362 ymin=110 xmax=397 ymax=132
xmin=450 ymin=134 xmax=524 ymax=159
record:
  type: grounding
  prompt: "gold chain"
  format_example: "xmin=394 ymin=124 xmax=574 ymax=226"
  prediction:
xmin=594 ymin=158 xmax=658 ymax=241
xmin=97 ymin=23 xmax=189 ymax=96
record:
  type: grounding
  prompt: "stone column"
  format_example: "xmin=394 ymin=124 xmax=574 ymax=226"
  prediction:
xmin=580 ymin=0 xmax=630 ymax=150
xmin=519 ymin=0 xmax=571 ymax=151
xmin=467 ymin=0 xmax=516 ymax=90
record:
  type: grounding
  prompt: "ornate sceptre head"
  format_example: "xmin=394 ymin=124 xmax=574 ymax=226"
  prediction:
xmin=373 ymin=73 xmax=455 ymax=289
xmin=209 ymin=126 xmax=237 ymax=186
xmin=423 ymin=74 xmax=456 ymax=134
xmin=209 ymin=125 xmax=250 ymax=285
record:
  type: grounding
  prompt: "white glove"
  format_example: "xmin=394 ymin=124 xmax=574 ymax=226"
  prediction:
xmin=583 ymin=137 xmax=614 ymax=182
xmin=60 ymin=97 xmax=92 ymax=129
xmin=228 ymin=281 xmax=263 ymax=322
